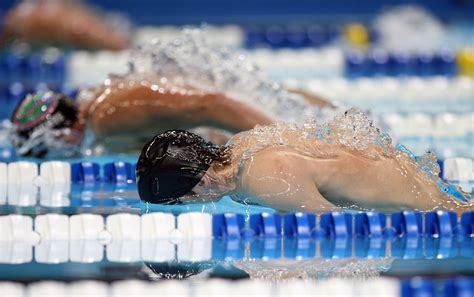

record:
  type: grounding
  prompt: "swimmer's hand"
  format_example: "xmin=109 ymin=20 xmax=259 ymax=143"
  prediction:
xmin=1 ymin=1 xmax=129 ymax=50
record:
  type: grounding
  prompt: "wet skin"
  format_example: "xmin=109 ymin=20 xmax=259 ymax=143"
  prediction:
xmin=77 ymin=75 xmax=329 ymax=150
xmin=188 ymin=131 xmax=473 ymax=215
xmin=83 ymin=79 xmax=274 ymax=138
xmin=238 ymin=146 xmax=465 ymax=214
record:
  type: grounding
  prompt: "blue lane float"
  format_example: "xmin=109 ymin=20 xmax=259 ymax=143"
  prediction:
xmin=103 ymin=161 xmax=136 ymax=184
xmin=244 ymin=25 xmax=342 ymax=49
xmin=444 ymin=278 xmax=474 ymax=297
xmin=71 ymin=161 xmax=137 ymax=185
xmin=319 ymin=212 xmax=352 ymax=238
xmin=212 ymin=213 xmax=246 ymax=239
xmin=283 ymin=212 xmax=316 ymax=238
xmin=460 ymin=211 xmax=474 ymax=237
xmin=345 ymin=50 xmax=457 ymax=78
xmin=71 ymin=161 xmax=102 ymax=183
xmin=209 ymin=211 xmax=474 ymax=239
xmin=391 ymin=211 xmax=424 ymax=238
xmin=402 ymin=277 xmax=436 ymax=297
xmin=249 ymin=212 xmax=282 ymax=238
xmin=425 ymin=211 xmax=457 ymax=237
xmin=354 ymin=211 xmax=386 ymax=238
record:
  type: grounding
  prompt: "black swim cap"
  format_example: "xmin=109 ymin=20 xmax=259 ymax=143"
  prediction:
xmin=136 ymin=130 xmax=222 ymax=204
xmin=10 ymin=91 xmax=79 ymax=157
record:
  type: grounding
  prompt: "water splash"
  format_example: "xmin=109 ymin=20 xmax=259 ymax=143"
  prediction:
xmin=416 ymin=150 xmax=440 ymax=177
xmin=231 ymin=108 xmax=394 ymax=164
xmin=129 ymin=28 xmax=335 ymax=123
xmin=228 ymin=108 xmax=473 ymax=211
xmin=232 ymin=257 xmax=393 ymax=281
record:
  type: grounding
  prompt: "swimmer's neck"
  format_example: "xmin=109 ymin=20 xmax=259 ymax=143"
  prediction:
xmin=206 ymin=162 xmax=237 ymax=194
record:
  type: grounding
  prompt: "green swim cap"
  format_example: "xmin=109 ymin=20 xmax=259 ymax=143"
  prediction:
xmin=10 ymin=91 xmax=79 ymax=157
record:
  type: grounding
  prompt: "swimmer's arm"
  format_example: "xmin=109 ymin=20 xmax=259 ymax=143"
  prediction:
xmin=89 ymin=84 xmax=275 ymax=137
xmin=241 ymin=147 xmax=338 ymax=213
xmin=260 ymin=180 xmax=337 ymax=213
xmin=202 ymin=92 xmax=275 ymax=132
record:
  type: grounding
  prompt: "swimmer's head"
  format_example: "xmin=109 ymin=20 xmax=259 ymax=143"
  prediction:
xmin=136 ymin=130 xmax=227 ymax=204
xmin=9 ymin=91 xmax=83 ymax=158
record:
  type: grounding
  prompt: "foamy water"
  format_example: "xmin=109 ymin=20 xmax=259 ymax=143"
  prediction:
xmin=228 ymin=108 xmax=473 ymax=212
xmin=129 ymin=28 xmax=337 ymax=123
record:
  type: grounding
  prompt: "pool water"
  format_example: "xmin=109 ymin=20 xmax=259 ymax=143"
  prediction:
xmin=0 ymin=8 xmax=474 ymax=295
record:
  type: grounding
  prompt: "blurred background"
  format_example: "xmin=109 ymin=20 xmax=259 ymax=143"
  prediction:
xmin=1 ymin=0 xmax=473 ymax=162
xmin=0 ymin=0 xmax=473 ymax=290
xmin=2 ymin=0 xmax=473 ymax=25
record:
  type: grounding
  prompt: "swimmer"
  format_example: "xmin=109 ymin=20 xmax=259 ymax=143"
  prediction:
xmin=9 ymin=30 xmax=332 ymax=157
xmin=1 ymin=0 xmax=129 ymax=50
xmin=136 ymin=109 xmax=473 ymax=215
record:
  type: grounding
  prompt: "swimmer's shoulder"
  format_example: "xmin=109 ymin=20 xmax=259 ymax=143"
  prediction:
xmin=240 ymin=145 xmax=313 ymax=178
xmin=238 ymin=145 xmax=328 ymax=199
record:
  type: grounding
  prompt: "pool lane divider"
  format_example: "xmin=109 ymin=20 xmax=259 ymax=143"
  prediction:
xmin=0 ymin=211 xmax=473 ymax=242
xmin=0 ymin=211 xmax=473 ymax=264
xmin=213 ymin=211 xmax=474 ymax=239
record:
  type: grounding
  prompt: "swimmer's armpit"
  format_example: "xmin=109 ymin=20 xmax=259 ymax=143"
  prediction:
xmin=1 ymin=1 xmax=129 ymax=50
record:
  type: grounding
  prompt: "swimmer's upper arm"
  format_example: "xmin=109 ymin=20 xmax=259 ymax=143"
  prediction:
xmin=240 ymin=147 xmax=314 ymax=194
xmin=201 ymin=93 xmax=275 ymax=132
xmin=240 ymin=146 xmax=337 ymax=212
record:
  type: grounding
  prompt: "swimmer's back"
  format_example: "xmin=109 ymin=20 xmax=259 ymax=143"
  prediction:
xmin=236 ymin=144 xmax=447 ymax=213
